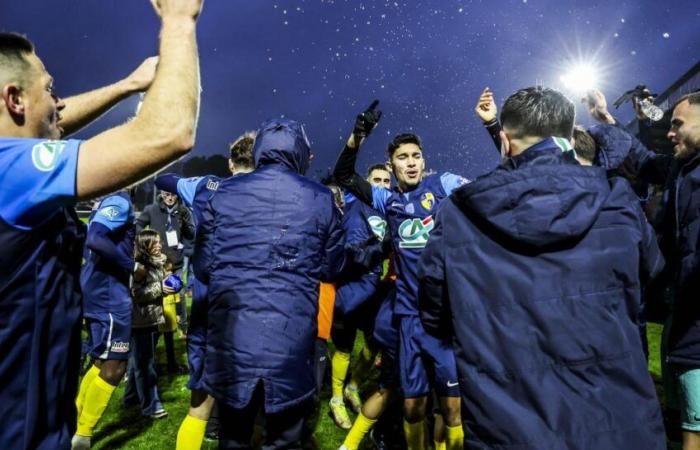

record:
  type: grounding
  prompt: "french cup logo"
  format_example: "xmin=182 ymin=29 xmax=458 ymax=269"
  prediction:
xmin=398 ymin=216 xmax=434 ymax=248
xmin=32 ymin=140 xmax=67 ymax=172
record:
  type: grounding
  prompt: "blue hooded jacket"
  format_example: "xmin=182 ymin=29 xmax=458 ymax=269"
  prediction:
xmin=199 ymin=119 xmax=345 ymax=412
xmin=418 ymin=139 xmax=665 ymax=450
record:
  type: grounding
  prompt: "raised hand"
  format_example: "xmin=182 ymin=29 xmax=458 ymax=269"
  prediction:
xmin=150 ymin=0 xmax=204 ymax=20
xmin=583 ymin=89 xmax=615 ymax=124
xmin=475 ymin=87 xmax=497 ymax=123
xmin=353 ymin=100 xmax=382 ymax=139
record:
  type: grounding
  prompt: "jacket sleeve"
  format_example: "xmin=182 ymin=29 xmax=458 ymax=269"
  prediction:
xmin=636 ymin=199 xmax=665 ymax=284
xmin=86 ymin=222 xmax=134 ymax=274
xmin=590 ymin=123 xmax=673 ymax=185
xmin=484 ymin=118 xmax=502 ymax=153
xmin=333 ymin=144 xmax=374 ymax=205
xmin=321 ymin=197 xmax=346 ymax=282
xmin=418 ymin=209 xmax=452 ymax=341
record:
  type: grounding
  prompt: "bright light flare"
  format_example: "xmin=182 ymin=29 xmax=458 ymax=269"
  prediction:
xmin=559 ymin=63 xmax=599 ymax=94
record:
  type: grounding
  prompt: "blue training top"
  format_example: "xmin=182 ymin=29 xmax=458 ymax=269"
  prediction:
xmin=81 ymin=192 xmax=136 ymax=314
xmin=0 ymin=137 xmax=86 ymax=449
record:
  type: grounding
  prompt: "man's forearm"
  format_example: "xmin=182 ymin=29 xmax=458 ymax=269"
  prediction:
xmin=60 ymin=81 xmax=135 ymax=137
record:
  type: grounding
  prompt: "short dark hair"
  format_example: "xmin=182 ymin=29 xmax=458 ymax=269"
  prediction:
xmin=0 ymin=32 xmax=35 ymax=86
xmin=500 ymin=86 xmax=575 ymax=140
xmin=387 ymin=133 xmax=422 ymax=158
xmin=229 ymin=131 xmax=255 ymax=168
xmin=673 ymin=91 xmax=700 ymax=111
xmin=366 ymin=163 xmax=389 ymax=177
xmin=572 ymin=126 xmax=596 ymax=163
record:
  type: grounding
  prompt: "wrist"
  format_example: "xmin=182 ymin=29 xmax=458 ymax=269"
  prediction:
xmin=161 ymin=16 xmax=197 ymax=32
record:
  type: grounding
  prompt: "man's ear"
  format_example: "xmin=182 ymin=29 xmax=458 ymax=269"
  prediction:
xmin=499 ymin=130 xmax=510 ymax=159
xmin=385 ymin=160 xmax=393 ymax=172
xmin=228 ymin=159 xmax=235 ymax=174
xmin=3 ymin=84 xmax=25 ymax=118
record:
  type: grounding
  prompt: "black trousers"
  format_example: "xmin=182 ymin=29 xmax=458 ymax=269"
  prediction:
xmin=219 ymin=384 xmax=310 ymax=450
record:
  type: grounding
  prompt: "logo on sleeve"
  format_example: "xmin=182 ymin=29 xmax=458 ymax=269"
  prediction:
xmin=206 ymin=179 xmax=220 ymax=191
xmin=398 ymin=216 xmax=434 ymax=248
xmin=100 ymin=206 xmax=121 ymax=221
xmin=367 ymin=216 xmax=387 ymax=240
xmin=31 ymin=140 xmax=67 ymax=172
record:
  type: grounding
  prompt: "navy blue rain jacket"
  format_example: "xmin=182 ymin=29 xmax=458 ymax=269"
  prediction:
xmin=200 ymin=119 xmax=345 ymax=412
xmin=335 ymin=197 xmax=388 ymax=314
xmin=418 ymin=140 xmax=665 ymax=450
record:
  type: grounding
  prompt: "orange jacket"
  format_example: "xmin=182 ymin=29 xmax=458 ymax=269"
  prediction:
xmin=317 ymin=282 xmax=336 ymax=341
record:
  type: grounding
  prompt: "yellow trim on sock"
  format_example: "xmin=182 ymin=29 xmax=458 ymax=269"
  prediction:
xmin=403 ymin=419 xmax=426 ymax=450
xmin=445 ymin=423 xmax=464 ymax=450
xmin=331 ymin=350 xmax=351 ymax=399
xmin=176 ymin=414 xmax=208 ymax=450
xmin=76 ymin=375 xmax=116 ymax=437
xmin=343 ymin=412 xmax=377 ymax=450
xmin=76 ymin=364 xmax=100 ymax=418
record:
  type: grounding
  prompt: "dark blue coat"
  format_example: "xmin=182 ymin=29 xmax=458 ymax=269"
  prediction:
xmin=418 ymin=138 xmax=665 ymax=450
xmin=334 ymin=197 xmax=388 ymax=315
xmin=199 ymin=119 xmax=345 ymax=412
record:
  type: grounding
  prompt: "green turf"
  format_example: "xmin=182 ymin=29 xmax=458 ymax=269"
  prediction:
xmin=89 ymin=317 xmax=666 ymax=449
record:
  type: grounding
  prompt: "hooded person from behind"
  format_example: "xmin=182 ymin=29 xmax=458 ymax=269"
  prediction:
xmin=196 ymin=118 xmax=345 ymax=447
xmin=418 ymin=86 xmax=666 ymax=450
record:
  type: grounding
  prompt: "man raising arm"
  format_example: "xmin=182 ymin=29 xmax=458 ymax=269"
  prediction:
xmin=0 ymin=0 xmax=203 ymax=448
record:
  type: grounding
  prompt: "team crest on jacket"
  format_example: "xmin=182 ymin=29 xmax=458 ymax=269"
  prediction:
xmin=398 ymin=216 xmax=434 ymax=248
xmin=420 ymin=192 xmax=435 ymax=211
xmin=367 ymin=216 xmax=387 ymax=240
xmin=99 ymin=206 xmax=120 ymax=221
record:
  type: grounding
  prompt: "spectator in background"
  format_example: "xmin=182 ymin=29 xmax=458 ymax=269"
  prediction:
xmin=137 ymin=190 xmax=194 ymax=337
xmin=124 ymin=230 xmax=176 ymax=419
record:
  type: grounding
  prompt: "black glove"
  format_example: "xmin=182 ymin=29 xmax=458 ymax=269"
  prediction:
xmin=353 ymin=100 xmax=382 ymax=139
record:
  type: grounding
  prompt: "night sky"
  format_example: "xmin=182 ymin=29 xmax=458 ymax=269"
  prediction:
xmin=2 ymin=1 xmax=699 ymax=180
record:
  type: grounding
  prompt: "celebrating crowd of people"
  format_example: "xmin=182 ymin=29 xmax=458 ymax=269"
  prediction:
xmin=1 ymin=0 xmax=700 ymax=449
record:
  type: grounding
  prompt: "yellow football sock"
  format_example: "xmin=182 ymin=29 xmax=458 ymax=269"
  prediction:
xmin=331 ymin=350 xmax=351 ymax=400
xmin=403 ymin=419 xmax=426 ymax=450
xmin=435 ymin=440 xmax=447 ymax=450
xmin=75 ymin=364 xmax=100 ymax=418
xmin=349 ymin=345 xmax=375 ymax=387
xmin=176 ymin=414 xmax=208 ymax=450
xmin=445 ymin=423 xmax=464 ymax=450
xmin=76 ymin=375 xmax=116 ymax=437
xmin=342 ymin=412 xmax=377 ymax=450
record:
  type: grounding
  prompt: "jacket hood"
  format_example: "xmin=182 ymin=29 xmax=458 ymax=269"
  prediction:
xmin=253 ymin=118 xmax=312 ymax=175
xmin=452 ymin=139 xmax=611 ymax=247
